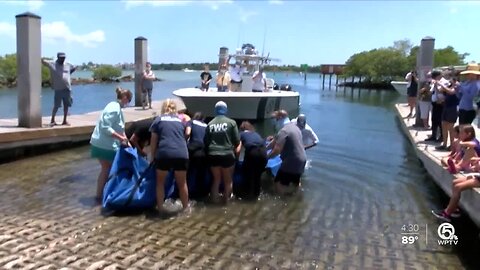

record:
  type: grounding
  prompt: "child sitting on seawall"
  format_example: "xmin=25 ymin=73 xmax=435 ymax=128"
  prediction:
xmin=446 ymin=125 xmax=480 ymax=174
xmin=441 ymin=125 xmax=461 ymax=167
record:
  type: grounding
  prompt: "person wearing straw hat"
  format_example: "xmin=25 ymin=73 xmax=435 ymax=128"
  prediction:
xmin=457 ymin=62 xmax=480 ymax=125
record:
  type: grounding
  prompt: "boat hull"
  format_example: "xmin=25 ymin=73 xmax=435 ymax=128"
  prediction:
xmin=391 ymin=81 xmax=408 ymax=96
xmin=173 ymin=88 xmax=300 ymax=120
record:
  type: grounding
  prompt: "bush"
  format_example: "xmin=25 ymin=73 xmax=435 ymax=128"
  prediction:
xmin=0 ymin=53 xmax=51 ymax=87
xmin=92 ymin=65 xmax=122 ymax=81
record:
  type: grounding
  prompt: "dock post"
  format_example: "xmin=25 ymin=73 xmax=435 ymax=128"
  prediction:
xmin=134 ymin=36 xmax=148 ymax=107
xmin=218 ymin=47 xmax=228 ymax=70
xmin=322 ymin=74 xmax=325 ymax=89
xmin=414 ymin=36 xmax=435 ymax=127
xmin=329 ymin=74 xmax=333 ymax=87
xmin=16 ymin=12 xmax=42 ymax=128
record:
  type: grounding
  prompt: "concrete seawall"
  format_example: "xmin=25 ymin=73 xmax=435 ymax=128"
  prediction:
xmin=0 ymin=101 xmax=163 ymax=163
xmin=395 ymin=103 xmax=480 ymax=227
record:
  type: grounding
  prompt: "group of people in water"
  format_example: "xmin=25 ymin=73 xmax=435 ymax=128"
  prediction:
xmin=89 ymin=87 xmax=319 ymax=216
xmin=409 ymin=63 xmax=480 ymax=222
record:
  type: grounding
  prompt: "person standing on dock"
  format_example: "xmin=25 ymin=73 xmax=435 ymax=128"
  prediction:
xmin=200 ymin=65 xmax=213 ymax=92
xmin=425 ymin=70 xmax=449 ymax=142
xmin=405 ymin=70 xmax=418 ymax=118
xmin=42 ymin=52 xmax=76 ymax=126
xmin=142 ymin=62 xmax=156 ymax=110
xmin=457 ymin=63 xmax=480 ymax=125
xmin=90 ymin=87 xmax=132 ymax=202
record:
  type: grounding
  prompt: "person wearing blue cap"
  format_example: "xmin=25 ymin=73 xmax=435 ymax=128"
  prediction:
xmin=42 ymin=52 xmax=77 ymax=126
xmin=204 ymin=101 xmax=241 ymax=203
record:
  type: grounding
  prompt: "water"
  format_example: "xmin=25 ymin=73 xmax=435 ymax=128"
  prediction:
xmin=0 ymin=72 xmax=479 ymax=269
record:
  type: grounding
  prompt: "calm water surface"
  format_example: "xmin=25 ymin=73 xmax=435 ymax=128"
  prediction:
xmin=0 ymin=72 xmax=479 ymax=269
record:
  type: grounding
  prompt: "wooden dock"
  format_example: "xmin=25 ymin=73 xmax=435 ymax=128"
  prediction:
xmin=0 ymin=101 xmax=164 ymax=163
xmin=395 ymin=103 xmax=480 ymax=227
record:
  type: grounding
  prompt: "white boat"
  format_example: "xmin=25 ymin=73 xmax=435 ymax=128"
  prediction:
xmin=391 ymin=81 xmax=408 ymax=96
xmin=173 ymin=44 xmax=300 ymax=120
xmin=182 ymin=68 xmax=196 ymax=72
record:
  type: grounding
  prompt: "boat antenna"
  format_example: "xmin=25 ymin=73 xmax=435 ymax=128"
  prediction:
xmin=261 ymin=26 xmax=267 ymax=57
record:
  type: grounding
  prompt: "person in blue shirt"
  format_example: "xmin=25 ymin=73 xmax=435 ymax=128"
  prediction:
xmin=150 ymin=99 xmax=190 ymax=214
xmin=457 ymin=63 xmax=480 ymax=125
xmin=238 ymin=121 xmax=267 ymax=200
xmin=185 ymin=112 xmax=208 ymax=199
xmin=90 ymin=87 xmax=132 ymax=202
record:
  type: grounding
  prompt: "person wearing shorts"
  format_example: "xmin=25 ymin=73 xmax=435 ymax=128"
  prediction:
xmin=90 ymin=87 xmax=132 ymax=201
xmin=435 ymin=81 xmax=459 ymax=151
xmin=417 ymin=81 xmax=432 ymax=129
xmin=267 ymin=122 xmax=307 ymax=195
xmin=150 ymin=99 xmax=190 ymax=213
xmin=42 ymin=52 xmax=76 ymax=126
xmin=204 ymin=101 xmax=241 ymax=202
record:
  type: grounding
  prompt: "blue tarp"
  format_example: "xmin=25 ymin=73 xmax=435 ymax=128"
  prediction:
xmin=102 ymin=146 xmax=282 ymax=210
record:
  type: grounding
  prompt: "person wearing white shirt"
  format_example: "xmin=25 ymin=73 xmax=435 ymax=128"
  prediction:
xmin=252 ymin=66 xmax=267 ymax=92
xmin=425 ymin=70 xmax=449 ymax=142
xmin=291 ymin=114 xmax=319 ymax=150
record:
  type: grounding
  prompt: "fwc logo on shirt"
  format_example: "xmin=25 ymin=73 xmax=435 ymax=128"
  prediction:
xmin=210 ymin=123 xmax=228 ymax=133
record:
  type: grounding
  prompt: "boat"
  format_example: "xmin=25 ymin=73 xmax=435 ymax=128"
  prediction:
xmin=173 ymin=44 xmax=300 ymax=120
xmin=391 ymin=81 xmax=408 ymax=96
xmin=182 ymin=68 xmax=196 ymax=72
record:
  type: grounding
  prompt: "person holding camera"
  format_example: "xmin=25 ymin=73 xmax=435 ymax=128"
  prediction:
xmin=405 ymin=69 xmax=418 ymax=118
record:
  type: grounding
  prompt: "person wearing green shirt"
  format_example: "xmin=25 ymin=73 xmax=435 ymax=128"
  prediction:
xmin=204 ymin=101 xmax=241 ymax=203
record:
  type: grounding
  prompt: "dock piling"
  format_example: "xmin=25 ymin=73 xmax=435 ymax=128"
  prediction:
xmin=16 ymin=12 xmax=42 ymax=128
xmin=414 ymin=36 xmax=435 ymax=126
xmin=134 ymin=37 xmax=148 ymax=107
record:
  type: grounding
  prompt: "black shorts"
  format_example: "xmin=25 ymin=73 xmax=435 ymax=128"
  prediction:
xmin=208 ymin=154 xmax=236 ymax=168
xmin=441 ymin=106 xmax=458 ymax=123
xmin=407 ymin=87 xmax=417 ymax=97
xmin=274 ymin=169 xmax=302 ymax=187
xmin=155 ymin=158 xmax=188 ymax=171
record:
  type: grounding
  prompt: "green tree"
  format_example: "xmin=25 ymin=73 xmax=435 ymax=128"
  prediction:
xmin=0 ymin=53 xmax=51 ymax=87
xmin=92 ymin=65 xmax=122 ymax=81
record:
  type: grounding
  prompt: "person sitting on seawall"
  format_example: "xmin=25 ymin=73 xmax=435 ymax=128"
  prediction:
xmin=431 ymin=172 xmax=480 ymax=222
xmin=441 ymin=125 xmax=461 ymax=168
xmin=149 ymin=99 xmax=190 ymax=215
xmin=445 ymin=124 xmax=480 ymax=174
xmin=126 ymin=117 xmax=156 ymax=157
xmin=185 ymin=112 xmax=209 ymax=200
xmin=90 ymin=87 xmax=132 ymax=202
xmin=267 ymin=121 xmax=307 ymax=195
xmin=216 ymin=65 xmax=230 ymax=92
xmin=204 ymin=101 xmax=241 ymax=203
xmin=200 ymin=65 xmax=213 ymax=92
xmin=237 ymin=121 xmax=268 ymax=200
xmin=291 ymin=114 xmax=319 ymax=150
xmin=252 ymin=66 xmax=267 ymax=92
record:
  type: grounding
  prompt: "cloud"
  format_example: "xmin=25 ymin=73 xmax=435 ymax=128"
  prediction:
xmin=268 ymin=0 xmax=283 ymax=5
xmin=123 ymin=0 xmax=232 ymax=10
xmin=2 ymin=0 xmax=44 ymax=11
xmin=42 ymin=21 xmax=105 ymax=48
xmin=0 ymin=22 xmax=15 ymax=38
xmin=238 ymin=8 xmax=258 ymax=23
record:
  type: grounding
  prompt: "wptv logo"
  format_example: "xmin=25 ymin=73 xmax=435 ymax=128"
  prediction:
xmin=437 ymin=223 xmax=458 ymax=245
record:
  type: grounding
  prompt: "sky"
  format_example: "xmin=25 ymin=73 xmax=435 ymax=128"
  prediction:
xmin=0 ymin=0 xmax=479 ymax=66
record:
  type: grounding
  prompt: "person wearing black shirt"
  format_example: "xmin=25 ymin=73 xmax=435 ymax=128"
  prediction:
xmin=237 ymin=121 xmax=267 ymax=200
xmin=126 ymin=117 xmax=155 ymax=157
xmin=185 ymin=112 xmax=208 ymax=199
xmin=200 ymin=65 xmax=213 ymax=92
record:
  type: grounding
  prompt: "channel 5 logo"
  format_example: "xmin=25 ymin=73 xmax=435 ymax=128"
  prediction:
xmin=437 ymin=223 xmax=458 ymax=245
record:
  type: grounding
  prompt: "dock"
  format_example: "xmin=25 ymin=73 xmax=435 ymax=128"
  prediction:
xmin=395 ymin=103 xmax=480 ymax=227
xmin=0 ymin=101 xmax=164 ymax=163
